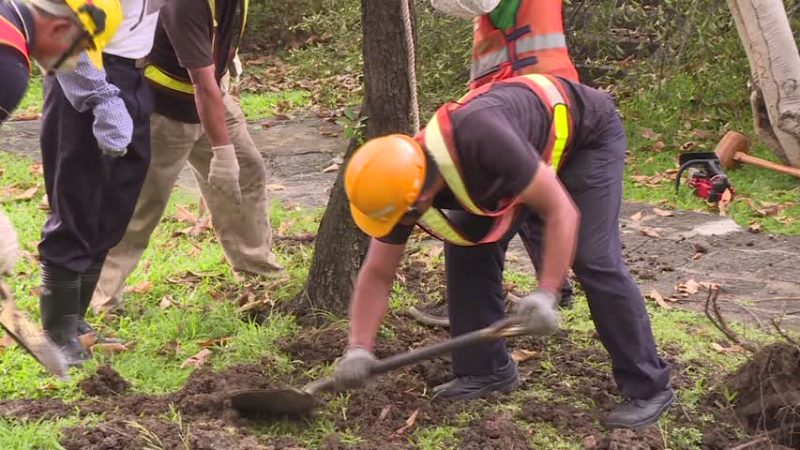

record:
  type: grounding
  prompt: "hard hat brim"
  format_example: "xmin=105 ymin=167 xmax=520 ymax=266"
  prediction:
xmin=349 ymin=202 xmax=406 ymax=239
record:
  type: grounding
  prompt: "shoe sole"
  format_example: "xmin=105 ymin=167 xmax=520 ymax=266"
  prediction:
xmin=605 ymin=391 xmax=676 ymax=430
xmin=432 ymin=376 xmax=522 ymax=402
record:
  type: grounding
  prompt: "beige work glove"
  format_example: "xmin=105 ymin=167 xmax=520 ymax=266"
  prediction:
xmin=0 ymin=211 xmax=20 ymax=275
xmin=209 ymin=144 xmax=241 ymax=204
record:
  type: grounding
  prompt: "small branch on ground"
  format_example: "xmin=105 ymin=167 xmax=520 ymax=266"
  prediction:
xmin=703 ymin=287 xmax=759 ymax=353
xmin=770 ymin=317 xmax=800 ymax=349
xmin=275 ymin=233 xmax=316 ymax=243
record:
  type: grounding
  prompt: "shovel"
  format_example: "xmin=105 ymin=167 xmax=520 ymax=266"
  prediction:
xmin=229 ymin=316 xmax=528 ymax=417
xmin=0 ymin=281 xmax=69 ymax=380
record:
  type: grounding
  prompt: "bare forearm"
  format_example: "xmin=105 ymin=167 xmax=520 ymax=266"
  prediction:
xmin=348 ymin=267 xmax=393 ymax=350
xmin=538 ymin=207 xmax=579 ymax=294
xmin=194 ymin=84 xmax=230 ymax=146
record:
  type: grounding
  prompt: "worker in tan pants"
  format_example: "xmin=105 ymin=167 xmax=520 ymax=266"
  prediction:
xmin=91 ymin=0 xmax=281 ymax=314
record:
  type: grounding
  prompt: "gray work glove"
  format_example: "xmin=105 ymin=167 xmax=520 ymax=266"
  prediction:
xmin=332 ymin=347 xmax=377 ymax=390
xmin=513 ymin=288 xmax=561 ymax=336
xmin=0 ymin=211 xmax=19 ymax=275
xmin=209 ymin=144 xmax=241 ymax=204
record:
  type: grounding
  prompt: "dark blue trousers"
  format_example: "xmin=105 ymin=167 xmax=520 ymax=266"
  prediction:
xmin=446 ymin=102 xmax=671 ymax=400
xmin=39 ymin=55 xmax=152 ymax=273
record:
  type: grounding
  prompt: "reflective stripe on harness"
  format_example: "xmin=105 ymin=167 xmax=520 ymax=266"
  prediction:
xmin=416 ymin=73 xmax=572 ymax=246
xmin=0 ymin=15 xmax=30 ymax=72
xmin=471 ymin=32 xmax=567 ymax=80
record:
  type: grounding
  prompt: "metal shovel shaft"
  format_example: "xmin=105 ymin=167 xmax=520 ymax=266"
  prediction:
xmin=305 ymin=316 xmax=524 ymax=394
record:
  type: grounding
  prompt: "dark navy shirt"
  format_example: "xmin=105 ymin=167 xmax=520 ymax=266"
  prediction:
xmin=378 ymin=77 xmax=613 ymax=245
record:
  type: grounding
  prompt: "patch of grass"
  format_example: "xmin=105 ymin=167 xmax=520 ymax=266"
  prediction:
xmin=414 ymin=425 xmax=459 ymax=450
xmin=0 ymin=416 xmax=85 ymax=450
xmin=239 ymin=89 xmax=312 ymax=120
xmin=529 ymin=422 xmax=581 ymax=449
xmin=14 ymin=70 xmax=43 ymax=117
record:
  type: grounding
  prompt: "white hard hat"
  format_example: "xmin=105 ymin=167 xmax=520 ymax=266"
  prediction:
xmin=430 ymin=0 xmax=501 ymax=19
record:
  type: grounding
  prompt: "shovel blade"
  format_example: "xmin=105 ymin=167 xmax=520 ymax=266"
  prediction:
xmin=0 ymin=300 xmax=69 ymax=380
xmin=229 ymin=388 xmax=317 ymax=417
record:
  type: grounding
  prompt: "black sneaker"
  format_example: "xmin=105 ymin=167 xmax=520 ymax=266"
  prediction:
xmin=605 ymin=387 xmax=676 ymax=430
xmin=431 ymin=359 xmax=521 ymax=401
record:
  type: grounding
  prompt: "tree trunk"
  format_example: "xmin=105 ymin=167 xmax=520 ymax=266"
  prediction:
xmin=298 ymin=0 xmax=418 ymax=322
xmin=728 ymin=0 xmax=800 ymax=167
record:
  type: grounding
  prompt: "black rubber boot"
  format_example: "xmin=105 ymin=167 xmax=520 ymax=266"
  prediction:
xmin=77 ymin=262 xmax=102 ymax=336
xmin=40 ymin=263 xmax=90 ymax=367
xmin=77 ymin=261 xmax=123 ymax=344
xmin=432 ymin=359 xmax=521 ymax=401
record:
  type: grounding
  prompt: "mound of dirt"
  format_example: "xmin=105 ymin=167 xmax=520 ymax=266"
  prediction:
xmin=727 ymin=343 xmax=800 ymax=448
xmin=457 ymin=412 xmax=533 ymax=450
xmin=60 ymin=418 xmax=288 ymax=450
xmin=0 ymin=397 xmax=72 ymax=421
xmin=79 ymin=364 xmax=131 ymax=396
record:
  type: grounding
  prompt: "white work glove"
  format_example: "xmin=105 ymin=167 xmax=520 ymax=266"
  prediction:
xmin=513 ymin=289 xmax=561 ymax=336
xmin=431 ymin=0 xmax=501 ymax=18
xmin=332 ymin=347 xmax=377 ymax=390
xmin=208 ymin=144 xmax=241 ymax=204
xmin=0 ymin=211 xmax=20 ymax=275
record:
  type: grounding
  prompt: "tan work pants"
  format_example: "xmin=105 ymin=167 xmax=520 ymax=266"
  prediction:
xmin=91 ymin=94 xmax=281 ymax=313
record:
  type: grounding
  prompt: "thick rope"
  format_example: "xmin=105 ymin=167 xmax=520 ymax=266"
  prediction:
xmin=400 ymin=0 xmax=420 ymax=134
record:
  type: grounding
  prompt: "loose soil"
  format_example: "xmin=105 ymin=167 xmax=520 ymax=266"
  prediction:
xmin=726 ymin=343 xmax=800 ymax=449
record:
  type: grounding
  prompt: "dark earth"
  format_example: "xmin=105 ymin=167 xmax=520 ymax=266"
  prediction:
xmin=1 ymin=116 xmax=799 ymax=448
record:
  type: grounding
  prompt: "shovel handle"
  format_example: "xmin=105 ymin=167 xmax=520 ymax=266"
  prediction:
xmin=305 ymin=316 xmax=523 ymax=395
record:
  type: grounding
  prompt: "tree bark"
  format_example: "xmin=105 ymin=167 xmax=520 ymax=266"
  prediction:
xmin=297 ymin=0 xmax=418 ymax=322
xmin=728 ymin=0 xmax=800 ymax=167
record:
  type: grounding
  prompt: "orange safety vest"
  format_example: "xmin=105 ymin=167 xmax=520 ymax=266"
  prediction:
xmin=471 ymin=0 xmax=578 ymax=89
xmin=0 ymin=13 xmax=31 ymax=71
xmin=415 ymin=74 xmax=573 ymax=246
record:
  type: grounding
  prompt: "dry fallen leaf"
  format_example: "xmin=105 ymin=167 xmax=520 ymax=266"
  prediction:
xmin=322 ymin=163 xmax=340 ymax=173
xmin=583 ymin=435 xmax=598 ymax=450
xmin=747 ymin=222 xmax=762 ymax=233
xmin=175 ymin=206 xmax=197 ymax=225
xmin=379 ymin=405 xmax=392 ymax=421
xmin=690 ymin=129 xmax=717 ymax=140
xmin=159 ymin=295 xmax=175 ymax=310
xmin=79 ymin=333 xmax=99 ymax=349
xmin=640 ymin=227 xmax=661 ymax=238
xmin=181 ymin=348 xmax=212 ymax=369
xmin=640 ymin=128 xmax=662 ymax=141
xmin=29 ymin=164 xmax=43 ymax=176
xmin=652 ymin=208 xmax=674 ymax=217
xmin=754 ymin=204 xmax=786 ymax=217
xmin=198 ymin=336 xmax=234 ymax=348
xmin=393 ymin=409 xmax=420 ymax=436
xmin=125 ymin=281 xmax=152 ymax=294
xmin=0 ymin=334 xmax=16 ymax=350
xmin=648 ymin=289 xmax=672 ymax=309
xmin=266 ymin=184 xmax=286 ymax=191
xmin=711 ymin=342 xmax=745 ymax=354
xmin=676 ymin=279 xmax=701 ymax=295
xmin=511 ymin=349 xmax=538 ymax=363
xmin=651 ymin=141 xmax=666 ymax=152
xmin=158 ymin=340 xmax=181 ymax=357
xmin=92 ymin=342 xmax=131 ymax=354
xmin=630 ymin=211 xmax=644 ymax=223
xmin=13 ymin=186 xmax=39 ymax=201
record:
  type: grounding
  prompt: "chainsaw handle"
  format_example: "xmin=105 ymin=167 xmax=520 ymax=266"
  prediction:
xmin=305 ymin=317 xmax=524 ymax=395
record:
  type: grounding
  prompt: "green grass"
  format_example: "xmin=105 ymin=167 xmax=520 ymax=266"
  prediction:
xmin=0 ymin=148 xmax=790 ymax=448
xmin=239 ymin=89 xmax=312 ymax=120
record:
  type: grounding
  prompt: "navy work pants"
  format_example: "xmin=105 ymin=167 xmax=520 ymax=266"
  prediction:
xmin=39 ymin=55 xmax=152 ymax=273
xmin=446 ymin=100 xmax=671 ymax=400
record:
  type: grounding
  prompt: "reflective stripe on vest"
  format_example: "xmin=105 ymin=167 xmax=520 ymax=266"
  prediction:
xmin=417 ymin=73 xmax=572 ymax=246
xmin=145 ymin=65 xmax=195 ymax=94
xmin=0 ymin=15 xmax=30 ymax=72
xmin=472 ymin=32 xmax=567 ymax=80
xmin=145 ymin=0 xmax=248 ymax=95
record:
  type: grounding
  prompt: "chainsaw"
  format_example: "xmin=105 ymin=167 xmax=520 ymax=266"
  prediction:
xmin=674 ymin=152 xmax=734 ymax=203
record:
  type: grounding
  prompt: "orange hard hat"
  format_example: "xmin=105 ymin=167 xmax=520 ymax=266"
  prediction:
xmin=344 ymin=134 xmax=427 ymax=238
